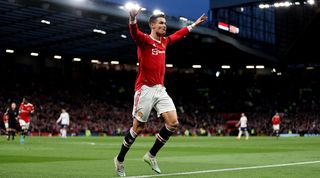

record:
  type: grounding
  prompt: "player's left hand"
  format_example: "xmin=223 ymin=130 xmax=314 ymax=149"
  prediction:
xmin=194 ymin=13 xmax=207 ymax=27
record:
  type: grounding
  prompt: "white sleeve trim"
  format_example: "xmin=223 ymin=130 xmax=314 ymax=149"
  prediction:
xmin=129 ymin=18 xmax=137 ymax=24
xmin=187 ymin=23 xmax=196 ymax=32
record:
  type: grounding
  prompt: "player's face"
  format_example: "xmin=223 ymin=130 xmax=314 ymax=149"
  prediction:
xmin=11 ymin=103 xmax=16 ymax=109
xmin=152 ymin=17 xmax=167 ymax=36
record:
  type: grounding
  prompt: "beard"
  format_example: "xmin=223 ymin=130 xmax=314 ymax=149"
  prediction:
xmin=157 ymin=30 xmax=166 ymax=37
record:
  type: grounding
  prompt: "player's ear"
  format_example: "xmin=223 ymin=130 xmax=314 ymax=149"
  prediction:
xmin=149 ymin=22 xmax=154 ymax=29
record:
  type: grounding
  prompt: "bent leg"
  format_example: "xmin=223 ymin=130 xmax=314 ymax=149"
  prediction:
xmin=149 ymin=111 xmax=178 ymax=157
xmin=237 ymin=130 xmax=243 ymax=139
xmin=117 ymin=118 xmax=145 ymax=162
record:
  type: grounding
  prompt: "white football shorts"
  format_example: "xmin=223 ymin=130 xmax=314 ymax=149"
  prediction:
xmin=273 ymin=124 xmax=280 ymax=131
xmin=132 ymin=85 xmax=176 ymax=122
xmin=19 ymin=119 xmax=30 ymax=130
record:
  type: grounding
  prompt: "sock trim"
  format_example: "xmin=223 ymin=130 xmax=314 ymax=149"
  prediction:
xmin=156 ymin=134 xmax=167 ymax=144
xmin=130 ymin=127 xmax=137 ymax=138
xmin=123 ymin=140 xmax=131 ymax=148
xmin=165 ymin=124 xmax=176 ymax=132
xmin=148 ymin=152 xmax=155 ymax=158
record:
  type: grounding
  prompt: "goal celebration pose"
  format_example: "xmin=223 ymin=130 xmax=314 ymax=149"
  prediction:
xmin=113 ymin=7 xmax=206 ymax=177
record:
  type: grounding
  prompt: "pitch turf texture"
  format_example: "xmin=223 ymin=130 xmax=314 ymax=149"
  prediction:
xmin=1 ymin=137 xmax=320 ymax=178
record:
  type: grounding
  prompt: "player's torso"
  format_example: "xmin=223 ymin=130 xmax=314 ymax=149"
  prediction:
xmin=272 ymin=116 xmax=280 ymax=124
xmin=19 ymin=103 xmax=33 ymax=120
xmin=240 ymin=117 xmax=247 ymax=127
xmin=8 ymin=109 xmax=19 ymax=120
xmin=139 ymin=36 xmax=167 ymax=69
xmin=136 ymin=36 xmax=168 ymax=89
xmin=61 ymin=113 xmax=70 ymax=123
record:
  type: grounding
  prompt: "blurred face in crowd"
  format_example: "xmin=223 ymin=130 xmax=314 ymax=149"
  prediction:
xmin=11 ymin=102 xmax=16 ymax=109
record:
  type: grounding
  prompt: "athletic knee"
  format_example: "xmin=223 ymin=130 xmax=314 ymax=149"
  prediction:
xmin=133 ymin=127 xmax=143 ymax=135
xmin=132 ymin=120 xmax=145 ymax=135
xmin=166 ymin=121 xmax=179 ymax=131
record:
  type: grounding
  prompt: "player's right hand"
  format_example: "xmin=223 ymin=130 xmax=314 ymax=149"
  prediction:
xmin=130 ymin=7 xmax=141 ymax=18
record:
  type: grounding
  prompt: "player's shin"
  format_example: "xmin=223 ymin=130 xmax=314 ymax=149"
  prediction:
xmin=12 ymin=131 xmax=15 ymax=140
xmin=149 ymin=124 xmax=175 ymax=157
xmin=238 ymin=130 xmax=243 ymax=139
xmin=245 ymin=131 xmax=249 ymax=140
xmin=20 ymin=131 xmax=25 ymax=144
xmin=62 ymin=129 xmax=66 ymax=138
xmin=117 ymin=127 xmax=137 ymax=162
xmin=7 ymin=131 xmax=11 ymax=140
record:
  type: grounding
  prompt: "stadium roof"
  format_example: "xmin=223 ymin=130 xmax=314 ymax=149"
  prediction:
xmin=0 ymin=0 xmax=277 ymax=67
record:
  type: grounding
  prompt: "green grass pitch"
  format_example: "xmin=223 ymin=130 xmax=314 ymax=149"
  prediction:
xmin=1 ymin=136 xmax=320 ymax=178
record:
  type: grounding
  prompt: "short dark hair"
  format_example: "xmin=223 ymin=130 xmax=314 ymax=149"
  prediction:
xmin=148 ymin=14 xmax=165 ymax=25
xmin=23 ymin=96 xmax=30 ymax=102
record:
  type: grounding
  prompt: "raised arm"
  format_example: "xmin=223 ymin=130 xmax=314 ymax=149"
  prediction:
xmin=129 ymin=8 xmax=146 ymax=45
xmin=30 ymin=105 xmax=34 ymax=114
xmin=4 ymin=108 xmax=9 ymax=115
xmin=129 ymin=7 xmax=141 ymax=23
xmin=193 ymin=14 xmax=207 ymax=27
xmin=168 ymin=14 xmax=207 ymax=46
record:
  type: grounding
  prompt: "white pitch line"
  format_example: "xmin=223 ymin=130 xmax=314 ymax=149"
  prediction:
xmin=126 ymin=160 xmax=320 ymax=178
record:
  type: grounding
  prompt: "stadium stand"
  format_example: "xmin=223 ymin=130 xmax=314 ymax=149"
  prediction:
xmin=1 ymin=0 xmax=320 ymax=137
xmin=0 ymin=66 xmax=319 ymax=136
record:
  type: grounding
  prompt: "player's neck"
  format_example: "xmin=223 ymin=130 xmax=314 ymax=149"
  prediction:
xmin=150 ymin=31 xmax=161 ymax=41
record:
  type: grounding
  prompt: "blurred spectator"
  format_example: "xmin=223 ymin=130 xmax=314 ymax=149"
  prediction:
xmin=0 ymin=69 xmax=319 ymax=136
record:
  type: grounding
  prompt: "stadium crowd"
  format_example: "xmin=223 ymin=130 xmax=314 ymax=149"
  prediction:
xmin=1 ymin=68 xmax=320 ymax=137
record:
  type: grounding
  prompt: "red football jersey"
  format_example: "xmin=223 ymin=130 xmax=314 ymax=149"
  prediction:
xmin=19 ymin=103 xmax=34 ymax=123
xmin=272 ymin=115 xmax=280 ymax=125
xmin=3 ymin=114 xmax=8 ymax=123
xmin=129 ymin=23 xmax=190 ymax=91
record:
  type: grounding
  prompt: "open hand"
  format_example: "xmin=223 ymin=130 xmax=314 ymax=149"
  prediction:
xmin=129 ymin=7 xmax=142 ymax=19
xmin=194 ymin=14 xmax=207 ymax=27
